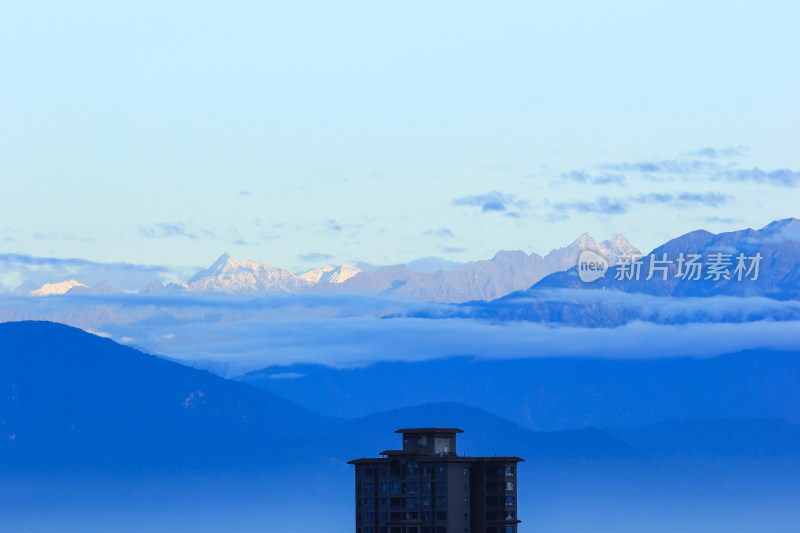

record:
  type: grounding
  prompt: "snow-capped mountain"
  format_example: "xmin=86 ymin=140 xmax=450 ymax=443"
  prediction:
xmin=8 ymin=233 xmax=639 ymax=301
xmin=29 ymin=279 xmax=88 ymax=296
xmin=185 ymin=254 xmax=361 ymax=294
xmin=540 ymin=233 xmax=639 ymax=272
xmin=186 ymin=253 xmax=311 ymax=294
xmin=299 ymin=264 xmax=361 ymax=284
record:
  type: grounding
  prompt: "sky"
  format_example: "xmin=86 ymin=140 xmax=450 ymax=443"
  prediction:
xmin=1 ymin=1 xmax=799 ymax=272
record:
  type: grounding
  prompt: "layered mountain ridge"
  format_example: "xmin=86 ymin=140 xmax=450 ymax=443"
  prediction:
xmin=12 ymin=232 xmax=640 ymax=303
xmin=10 ymin=219 xmax=800 ymax=304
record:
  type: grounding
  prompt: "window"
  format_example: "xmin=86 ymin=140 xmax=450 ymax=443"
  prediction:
xmin=364 ymin=528 xmax=374 ymax=533
xmin=422 ymin=466 xmax=431 ymax=476
xmin=485 ymin=497 xmax=498 ymax=507
xmin=422 ymin=482 xmax=431 ymax=491
xmin=422 ymin=511 xmax=431 ymax=520
xmin=504 ymin=467 xmax=514 ymax=477
xmin=379 ymin=467 xmax=389 ymax=477
xmin=504 ymin=497 xmax=514 ymax=507
xmin=380 ymin=512 xmax=388 ymax=520
xmin=364 ymin=512 xmax=375 ymax=521
xmin=436 ymin=511 xmax=447 ymax=521
xmin=485 ymin=482 xmax=497 ymax=492
xmin=503 ymin=527 xmax=516 ymax=533
xmin=504 ymin=482 xmax=514 ymax=491
xmin=436 ymin=466 xmax=446 ymax=475
xmin=365 ymin=498 xmax=375 ymax=506
xmin=435 ymin=496 xmax=447 ymax=506
xmin=391 ymin=483 xmax=402 ymax=495
xmin=365 ymin=468 xmax=374 ymax=477
xmin=435 ymin=481 xmax=447 ymax=491
xmin=405 ymin=512 xmax=419 ymax=520
xmin=364 ymin=483 xmax=374 ymax=493
xmin=486 ymin=511 xmax=498 ymax=520
xmin=380 ymin=483 xmax=388 ymax=493
xmin=422 ymin=497 xmax=431 ymax=506
xmin=464 ymin=468 xmax=468 ymax=476
xmin=485 ymin=466 xmax=497 ymax=477
xmin=378 ymin=498 xmax=388 ymax=506
xmin=436 ymin=527 xmax=447 ymax=533
xmin=504 ymin=511 xmax=514 ymax=520
xmin=406 ymin=497 xmax=418 ymax=509
xmin=407 ymin=482 xmax=419 ymax=494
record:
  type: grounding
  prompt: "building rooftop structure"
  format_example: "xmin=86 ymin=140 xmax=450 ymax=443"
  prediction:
xmin=349 ymin=428 xmax=523 ymax=533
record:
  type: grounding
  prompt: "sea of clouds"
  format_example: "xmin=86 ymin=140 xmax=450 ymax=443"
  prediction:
xmin=2 ymin=290 xmax=800 ymax=376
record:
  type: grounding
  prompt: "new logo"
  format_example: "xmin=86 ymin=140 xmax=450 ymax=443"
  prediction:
xmin=577 ymin=250 xmax=608 ymax=283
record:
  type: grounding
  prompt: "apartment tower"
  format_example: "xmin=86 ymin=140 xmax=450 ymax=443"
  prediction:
xmin=349 ymin=428 xmax=523 ymax=533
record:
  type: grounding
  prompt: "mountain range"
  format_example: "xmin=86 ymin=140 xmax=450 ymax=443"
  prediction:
xmin=415 ymin=218 xmax=800 ymax=326
xmin=4 ymin=321 xmax=798 ymax=468
xmin=12 ymin=233 xmax=639 ymax=303
xmin=533 ymin=217 xmax=800 ymax=299
xmin=3 ymin=321 xmax=799 ymax=532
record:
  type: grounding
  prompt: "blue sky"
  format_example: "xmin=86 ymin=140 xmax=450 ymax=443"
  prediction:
xmin=1 ymin=1 xmax=799 ymax=271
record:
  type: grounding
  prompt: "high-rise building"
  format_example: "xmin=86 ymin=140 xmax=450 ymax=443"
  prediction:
xmin=348 ymin=428 xmax=523 ymax=533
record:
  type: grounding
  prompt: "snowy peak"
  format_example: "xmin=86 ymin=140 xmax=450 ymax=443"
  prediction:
xmin=322 ymin=264 xmax=360 ymax=284
xmin=188 ymin=253 xmax=233 ymax=284
xmin=30 ymin=279 xmax=88 ymax=296
xmin=602 ymin=234 xmax=638 ymax=256
xmin=299 ymin=266 xmax=336 ymax=284
xmin=300 ymin=264 xmax=361 ymax=284
xmin=570 ymin=232 xmax=599 ymax=250
xmin=187 ymin=254 xmax=307 ymax=294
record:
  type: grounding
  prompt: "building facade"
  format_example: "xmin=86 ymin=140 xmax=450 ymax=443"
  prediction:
xmin=348 ymin=428 xmax=523 ymax=533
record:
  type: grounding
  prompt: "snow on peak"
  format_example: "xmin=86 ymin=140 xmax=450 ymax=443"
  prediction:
xmin=30 ymin=279 xmax=88 ymax=296
xmin=601 ymin=234 xmax=638 ymax=255
xmin=299 ymin=266 xmax=336 ymax=283
xmin=301 ymin=264 xmax=361 ymax=284
xmin=570 ymin=232 xmax=598 ymax=249
xmin=323 ymin=264 xmax=361 ymax=284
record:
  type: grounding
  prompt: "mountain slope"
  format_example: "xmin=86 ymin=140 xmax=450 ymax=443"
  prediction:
xmin=332 ymin=234 xmax=639 ymax=303
xmin=187 ymin=253 xmax=311 ymax=293
xmin=297 ymin=402 xmax=646 ymax=464
xmin=0 ymin=321 xmax=336 ymax=469
xmin=533 ymin=218 xmax=800 ymax=299
xmin=240 ymin=350 xmax=800 ymax=431
xmin=29 ymin=279 xmax=88 ymax=296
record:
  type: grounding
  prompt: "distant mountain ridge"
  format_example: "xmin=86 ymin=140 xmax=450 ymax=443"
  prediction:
xmin=10 ymin=219 xmax=799 ymax=304
xmin=8 ymin=233 xmax=638 ymax=302
xmin=327 ymin=234 xmax=638 ymax=302
xmin=166 ymin=233 xmax=638 ymax=302
xmin=533 ymin=217 xmax=800 ymax=299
